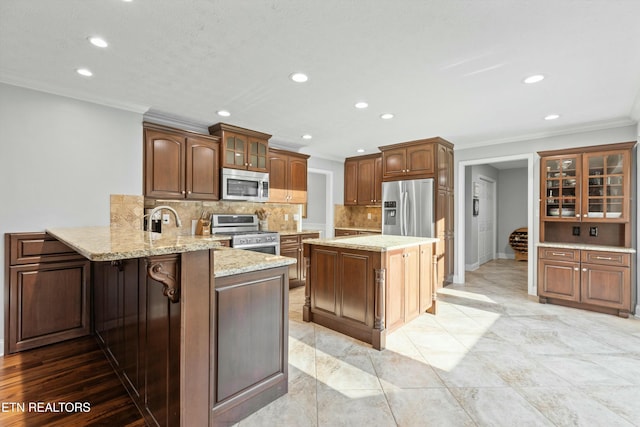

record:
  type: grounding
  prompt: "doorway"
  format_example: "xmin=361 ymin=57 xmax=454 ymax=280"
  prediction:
xmin=303 ymin=168 xmax=334 ymax=238
xmin=477 ymin=176 xmax=497 ymax=266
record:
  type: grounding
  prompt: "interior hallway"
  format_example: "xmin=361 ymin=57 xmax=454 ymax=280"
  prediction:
xmin=241 ymin=259 xmax=640 ymax=426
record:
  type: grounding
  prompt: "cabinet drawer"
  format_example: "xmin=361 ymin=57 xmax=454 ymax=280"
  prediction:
xmin=538 ymin=247 xmax=580 ymax=262
xmin=300 ymin=233 xmax=320 ymax=240
xmin=581 ymin=251 xmax=630 ymax=267
xmin=280 ymin=235 xmax=300 ymax=246
xmin=8 ymin=232 xmax=81 ymax=265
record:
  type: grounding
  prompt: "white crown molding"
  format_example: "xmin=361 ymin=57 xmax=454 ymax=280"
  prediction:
xmin=143 ymin=109 xmax=212 ymax=133
xmin=0 ymin=76 xmax=149 ymax=114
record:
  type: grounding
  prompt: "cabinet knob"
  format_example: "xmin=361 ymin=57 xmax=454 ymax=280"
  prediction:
xmin=574 ymin=267 xmax=579 ymax=271
xmin=582 ymin=268 xmax=587 ymax=272
xmin=575 ymin=214 xmax=580 ymax=218
xmin=583 ymin=214 xmax=587 ymax=217
xmin=187 ymin=191 xmax=192 ymax=194
xmin=249 ymin=163 xmax=253 ymax=166
xmin=181 ymin=190 xmax=186 ymax=195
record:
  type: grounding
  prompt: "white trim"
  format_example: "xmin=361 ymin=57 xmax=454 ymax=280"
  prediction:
xmin=306 ymin=167 xmax=334 ymax=239
xmin=465 ymin=262 xmax=479 ymax=271
xmin=497 ymin=252 xmax=516 ymax=260
xmin=455 ymin=153 xmax=537 ymax=296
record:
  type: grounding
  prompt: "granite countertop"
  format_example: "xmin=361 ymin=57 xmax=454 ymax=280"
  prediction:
xmin=334 ymin=226 xmax=382 ymax=233
xmin=537 ymin=242 xmax=636 ymax=253
xmin=47 ymin=226 xmax=229 ymax=261
xmin=214 ymin=247 xmax=296 ymax=278
xmin=304 ymin=234 xmax=439 ymax=252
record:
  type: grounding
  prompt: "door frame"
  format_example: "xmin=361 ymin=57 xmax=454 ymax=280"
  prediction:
xmin=306 ymin=167 xmax=334 ymax=238
xmin=455 ymin=153 xmax=537 ymax=296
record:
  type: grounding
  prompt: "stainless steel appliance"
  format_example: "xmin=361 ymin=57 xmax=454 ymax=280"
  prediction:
xmin=382 ymin=178 xmax=435 ymax=237
xmin=211 ymin=214 xmax=280 ymax=255
xmin=221 ymin=168 xmax=270 ymax=202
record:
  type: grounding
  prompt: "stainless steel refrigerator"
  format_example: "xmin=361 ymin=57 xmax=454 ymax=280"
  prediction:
xmin=382 ymin=178 xmax=435 ymax=237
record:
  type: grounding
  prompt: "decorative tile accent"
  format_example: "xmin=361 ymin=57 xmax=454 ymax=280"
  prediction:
xmin=334 ymin=204 xmax=382 ymax=230
xmin=110 ymin=194 xmax=144 ymax=229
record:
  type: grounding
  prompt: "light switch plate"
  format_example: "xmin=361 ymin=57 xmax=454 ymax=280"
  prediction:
xmin=162 ymin=213 xmax=170 ymax=224
xmin=293 ymin=214 xmax=300 ymax=221
xmin=284 ymin=214 xmax=289 ymax=221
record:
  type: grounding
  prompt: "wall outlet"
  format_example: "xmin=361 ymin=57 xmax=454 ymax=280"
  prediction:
xmin=572 ymin=226 xmax=580 ymax=236
xmin=367 ymin=213 xmax=372 ymax=220
xmin=162 ymin=213 xmax=170 ymax=224
xmin=284 ymin=214 xmax=289 ymax=221
xmin=589 ymin=226 xmax=598 ymax=237
xmin=293 ymin=214 xmax=300 ymax=221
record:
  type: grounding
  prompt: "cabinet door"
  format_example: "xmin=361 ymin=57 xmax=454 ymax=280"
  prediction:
xmin=538 ymin=259 xmax=580 ymax=301
xmin=582 ymin=150 xmax=629 ymax=221
xmin=9 ymin=260 xmax=90 ymax=353
xmin=344 ymin=159 xmax=358 ymax=205
xmin=221 ymin=132 xmax=248 ymax=169
xmin=186 ymin=136 xmax=219 ymax=200
xmin=419 ymin=244 xmax=433 ymax=313
xmin=144 ymin=130 xmax=185 ymax=199
xmin=385 ymin=250 xmax=405 ymax=332
xmin=382 ymin=148 xmax=407 ymax=180
xmin=406 ymin=144 xmax=434 ymax=178
xmin=357 ymin=157 xmax=375 ymax=205
xmin=373 ymin=155 xmax=383 ymax=204
xmin=247 ymin=139 xmax=269 ymax=172
xmin=404 ymin=246 xmax=420 ymax=322
xmin=289 ymin=156 xmax=308 ymax=203
xmin=581 ymin=263 xmax=630 ymax=310
xmin=268 ymin=152 xmax=289 ymax=203
xmin=541 ymin=154 xmax=581 ymax=221
xmin=437 ymin=145 xmax=453 ymax=190
xmin=310 ymin=248 xmax=339 ymax=316
xmin=280 ymin=245 xmax=301 ymax=283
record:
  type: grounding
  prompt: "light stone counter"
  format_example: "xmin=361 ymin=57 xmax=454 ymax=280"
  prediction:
xmin=334 ymin=226 xmax=382 ymax=233
xmin=213 ymin=247 xmax=296 ymax=278
xmin=304 ymin=234 xmax=439 ymax=252
xmin=47 ymin=226 xmax=229 ymax=261
xmin=277 ymin=230 xmax=323 ymax=236
xmin=537 ymin=242 xmax=636 ymax=253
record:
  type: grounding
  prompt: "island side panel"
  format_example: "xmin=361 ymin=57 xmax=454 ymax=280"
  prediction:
xmin=180 ymin=249 xmax=213 ymax=427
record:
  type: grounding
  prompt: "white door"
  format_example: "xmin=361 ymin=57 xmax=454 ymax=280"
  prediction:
xmin=478 ymin=177 xmax=496 ymax=265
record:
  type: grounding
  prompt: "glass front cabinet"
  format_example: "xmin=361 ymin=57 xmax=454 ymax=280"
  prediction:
xmin=541 ymin=148 xmax=630 ymax=223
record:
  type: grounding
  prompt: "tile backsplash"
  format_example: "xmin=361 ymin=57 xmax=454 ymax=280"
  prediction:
xmin=110 ymin=195 xmax=144 ymax=229
xmin=334 ymin=204 xmax=382 ymax=230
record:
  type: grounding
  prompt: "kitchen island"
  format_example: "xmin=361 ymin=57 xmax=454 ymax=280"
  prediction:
xmin=47 ymin=226 xmax=295 ymax=427
xmin=302 ymin=234 xmax=438 ymax=350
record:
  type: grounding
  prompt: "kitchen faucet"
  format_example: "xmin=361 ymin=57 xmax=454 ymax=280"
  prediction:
xmin=146 ymin=206 xmax=182 ymax=232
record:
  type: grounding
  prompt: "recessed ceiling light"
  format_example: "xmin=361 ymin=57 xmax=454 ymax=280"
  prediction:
xmin=88 ymin=36 xmax=108 ymax=48
xmin=302 ymin=134 xmax=312 ymax=140
xmin=523 ymin=74 xmax=545 ymax=84
xmin=122 ymin=0 xmax=133 ymax=2
xmin=217 ymin=110 xmax=231 ymax=117
xmin=289 ymin=72 xmax=308 ymax=83
xmin=380 ymin=113 xmax=394 ymax=120
xmin=356 ymin=149 xmax=365 ymax=153
xmin=544 ymin=114 xmax=560 ymax=120
xmin=76 ymin=68 xmax=93 ymax=77
xmin=355 ymin=102 xmax=368 ymax=109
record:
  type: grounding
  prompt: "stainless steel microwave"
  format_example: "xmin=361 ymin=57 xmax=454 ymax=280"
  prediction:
xmin=221 ymin=168 xmax=269 ymax=202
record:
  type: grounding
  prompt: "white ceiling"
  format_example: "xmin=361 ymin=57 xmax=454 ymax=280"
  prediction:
xmin=1 ymin=1 xmax=639 ymax=161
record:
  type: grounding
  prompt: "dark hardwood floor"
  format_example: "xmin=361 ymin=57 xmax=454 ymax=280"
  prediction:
xmin=0 ymin=336 xmax=146 ymax=426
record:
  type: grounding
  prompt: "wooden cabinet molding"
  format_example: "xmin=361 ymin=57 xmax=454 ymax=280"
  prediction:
xmin=144 ymin=122 xmax=221 ymax=201
xmin=280 ymin=232 xmax=319 ymax=288
xmin=268 ymin=148 xmax=310 ymax=204
xmin=209 ymin=122 xmax=271 ymax=172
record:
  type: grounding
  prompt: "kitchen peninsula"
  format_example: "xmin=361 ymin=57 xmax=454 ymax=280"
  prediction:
xmin=46 ymin=226 xmax=295 ymax=427
xmin=303 ymin=234 xmax=438 ymax=350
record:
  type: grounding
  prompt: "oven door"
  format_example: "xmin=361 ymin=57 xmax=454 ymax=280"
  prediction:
xmin=234 ymin=243 xmax=280 ymax=256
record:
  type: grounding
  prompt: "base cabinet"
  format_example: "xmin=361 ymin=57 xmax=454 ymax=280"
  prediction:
xmin=5 ymin=232 xmax=90 ymax=354
xmin=538 ymin=247 xmax=631 ymax=317
xmin=280 ymin=232 xmax=320 ymax=288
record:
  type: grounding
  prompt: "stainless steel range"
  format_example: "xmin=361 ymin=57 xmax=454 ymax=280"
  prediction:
xmin=211 ymin=214 xmax=280 ymax=255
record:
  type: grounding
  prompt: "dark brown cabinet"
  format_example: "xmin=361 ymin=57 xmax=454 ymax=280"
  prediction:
xmin=268 ymin=148 xmax=310 ymax=204
xmin=380 ymin=143 xmax=435 ymax=180
xmin=344 ymin=153 xmax=383 ymax=206
xmin=538 ymin=247 xmax=632 ymax=317
xmin=334 ymin=228 xmax=381 ymax=237
xmin=209 ymin=123 xmax=270 ymax=173
xmin=144 ymin=123 xmax=220 ymax=201
xmin=5 ymin=232 xmax=90 ymax=354
xmin=280 ymin=232 xmax=319 ymax=288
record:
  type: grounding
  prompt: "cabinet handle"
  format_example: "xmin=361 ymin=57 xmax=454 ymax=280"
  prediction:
xmin=551 ymin=252 xmax=567 ymax=256
xmin=583 ymin=214 xmax=587 ymax=217
xmin=574 ymin=267 xmax=579 ymax=271
xmin=582 ymin=268 xmax=587 ymax=272
xmin=594 ymin=256 xmax=614 ymax=260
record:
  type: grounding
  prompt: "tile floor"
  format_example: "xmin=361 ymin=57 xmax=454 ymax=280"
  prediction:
xmin=239 ymin=259 xmax=640 ymax=426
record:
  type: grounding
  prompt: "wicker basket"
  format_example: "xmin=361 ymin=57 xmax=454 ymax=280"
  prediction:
xmin=509 ymin=227 xmax=528 ymax=261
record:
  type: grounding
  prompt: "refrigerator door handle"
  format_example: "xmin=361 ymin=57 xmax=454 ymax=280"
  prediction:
xmin=401 ymin=191 xmax=408 ymax=236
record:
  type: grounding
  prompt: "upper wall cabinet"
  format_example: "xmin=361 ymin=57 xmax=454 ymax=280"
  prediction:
xmin=144 ymin=123 xmax=220 ymax=200
xmin=344 ymin=153 xmax=382 ymax=206
xmin=208 ymin=123 xmax=271 ymax=173
xmin=268 ymin=148 xmax=310 ymax=204
xmin=379 ymin=141 xmax=436 ymax=181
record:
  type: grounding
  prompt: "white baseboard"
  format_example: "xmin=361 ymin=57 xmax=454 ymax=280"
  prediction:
xmin=465 ymin=262 xmax=479 ymax=271
xmin=0 ymin=339 xmax=3 ymax=357
xmin=497 ymin=252 xmax=515 ymax=260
